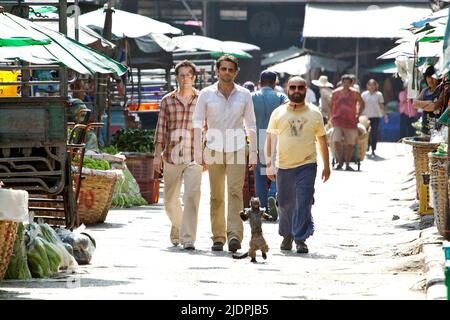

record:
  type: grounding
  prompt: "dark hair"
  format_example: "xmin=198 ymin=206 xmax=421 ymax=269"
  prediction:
xmin=216 ymin=55 xmax=239 ymax=71
xmin=341 ymin=74 xmax=353 ymax=81
xmin=174 ymin=60 xmax=197 ymax=76
xmin=243 ymin=81 xmax=255 ymax=92
xmin=423 ymin=65 xmax=435 ymax=79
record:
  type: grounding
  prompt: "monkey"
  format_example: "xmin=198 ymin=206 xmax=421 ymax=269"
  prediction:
xmin=232 ymin=197 xmax=273 ymax=263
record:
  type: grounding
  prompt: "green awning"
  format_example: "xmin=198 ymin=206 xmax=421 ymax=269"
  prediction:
xmin=0 ymin=37 xmax=51 ymax=47
xmin=0 ymin=12 xmax=127 ymax=76
xmin=368 ymin=62 xmax=397 ymax=73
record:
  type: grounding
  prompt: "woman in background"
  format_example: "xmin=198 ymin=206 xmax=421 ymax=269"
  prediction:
xmin=361 ymin=79 xmax=388 ymax=157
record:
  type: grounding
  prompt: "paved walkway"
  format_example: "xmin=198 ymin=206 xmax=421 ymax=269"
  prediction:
xmin=0 ymin=142 xmax=444 ymax=300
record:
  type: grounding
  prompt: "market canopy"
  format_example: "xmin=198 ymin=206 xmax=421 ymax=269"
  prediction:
xmin=261 ymin=46 xmax=303 ymax=67
xmin=0 ymin=12 xmax=51 ymax=46
xmin=79 ymin=7 xmax=183 ymax=39
xmin=267 ymin=53 xmax=350 ymax=75
xmin=303 ymin=3 xmax=431 ymax=38
xmin=36 ymin=17 xmax=116 ymax=49
xmin=0 ymin=12 xmax=127 ymax=76
xmin=169 ymin=34 xmax=253 ymax=59
xmin=378 ymin=41 xmax=443 ymax=59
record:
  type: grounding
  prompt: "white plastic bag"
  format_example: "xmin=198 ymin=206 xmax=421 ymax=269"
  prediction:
xmin=0 ymin=189 xmax=29 ymax=222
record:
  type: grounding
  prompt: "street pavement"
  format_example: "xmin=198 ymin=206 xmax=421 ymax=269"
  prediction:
xmin=0 ymin=142 xmax=447 ymax=300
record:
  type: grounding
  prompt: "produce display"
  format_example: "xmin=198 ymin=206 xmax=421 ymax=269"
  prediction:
xmin=4 ymin=222 xmax=32 ymax=280
xmin=86 ymin=151 xmax=148 ymax=208
xmin=111 ymin=128 xmax=155 ymax=153
xmin=4 ymin=222 xmax=81 ymax=279
xmin=73 ymin=156 xmax=110 ymax=170
xmin=112 ymin=167 xmax=148 ymax=207
xmin=434 ymin=143 xmax=448 ymax=156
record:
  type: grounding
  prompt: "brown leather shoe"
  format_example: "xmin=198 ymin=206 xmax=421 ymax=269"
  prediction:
xmin=211 ymin=242 xmax=224 ymax=251
xmin=228 ymin=238 xmax=241 ymax=252
xmin=280 ymin=236 xmax=293 ymax=250
xmin=296 ymin=241 xmax=309 ymax=254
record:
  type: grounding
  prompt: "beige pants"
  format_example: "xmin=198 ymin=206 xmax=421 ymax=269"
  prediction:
xmin=204 ymin=147 xmax=246 ymax=244
xmin=163 ymin=161 xmax=203 ymax=245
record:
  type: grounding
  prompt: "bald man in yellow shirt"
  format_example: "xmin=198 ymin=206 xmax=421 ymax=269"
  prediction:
xmin=265 ymin=76 xmax=330 ymax=254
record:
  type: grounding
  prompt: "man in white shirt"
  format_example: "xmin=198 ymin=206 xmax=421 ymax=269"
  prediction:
xmin=305 ymin=87 xmax=317 ymax=105
xmin=193 ymin=55 xmax=257 ymax=253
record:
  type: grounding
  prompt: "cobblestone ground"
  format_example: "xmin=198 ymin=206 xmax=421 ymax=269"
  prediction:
xmin=0 ymin=142 xmax=427 ymax=300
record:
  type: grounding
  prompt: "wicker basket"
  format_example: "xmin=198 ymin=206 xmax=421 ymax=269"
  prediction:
xmin=356 ymin=131 xmax=370 ymax=162
xmin=403 ymin=137 xmax=440 ymax=197
xmin=78 ymin=169 xmax=119 ymax=225
xmin=0 ymin=221 xmax=18 ymax=280
xmin=429 ymin=153 xmax=448 ymax=226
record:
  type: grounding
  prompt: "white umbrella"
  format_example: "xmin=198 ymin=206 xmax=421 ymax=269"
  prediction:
xmin=378 ymin=41 xmax=443 ymax=59
xmin=222 ymin=41 xmax=260 ymax=52
xmin=170 ymin=35 xmax=252 ymax=58
xmin=268 ymin=54 xmax=350 ymax=75
xmin=79 ymin=8 xmax=182 ymax=39
xmin=36 ymin=17 xmax=115 ymax=48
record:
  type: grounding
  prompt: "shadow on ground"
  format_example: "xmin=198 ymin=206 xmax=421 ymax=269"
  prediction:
xmin=0 ymin=277 xmax=131 ymax=289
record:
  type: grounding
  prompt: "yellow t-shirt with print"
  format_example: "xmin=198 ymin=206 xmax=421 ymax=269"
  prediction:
xmin=267 ymin=103 xmax=326 ymax=169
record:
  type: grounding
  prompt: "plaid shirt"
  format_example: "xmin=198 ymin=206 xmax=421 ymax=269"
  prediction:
xmin=155 ymin=89 xmax=199 ymax=164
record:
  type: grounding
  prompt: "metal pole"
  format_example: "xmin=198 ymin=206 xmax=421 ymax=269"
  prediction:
xmin=74 ymin=0 xmax=79 ymax=41
xmin=355 ymin=38 xmax=359 ymax=80
xmin=59 ymin=0 xmax=68 ymax=98
xmin=181 ymin=0 xmax=205 ymax=35
xmin=203 ymin=0 xmax=208 ymax=36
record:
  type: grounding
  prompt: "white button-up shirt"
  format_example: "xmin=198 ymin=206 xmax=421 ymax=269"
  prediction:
xmin=193 ymin=82 xmax=257 ymax=153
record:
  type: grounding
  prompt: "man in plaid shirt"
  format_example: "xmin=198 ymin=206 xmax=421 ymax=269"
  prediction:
xmin=153 ymin=60 xmax=204 ymax=250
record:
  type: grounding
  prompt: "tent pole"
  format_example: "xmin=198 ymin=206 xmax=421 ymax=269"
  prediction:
xmin=203 ymin=0 xmax=208 ymax=36
xmin=355 ymin=38 xmax=359 ymax=80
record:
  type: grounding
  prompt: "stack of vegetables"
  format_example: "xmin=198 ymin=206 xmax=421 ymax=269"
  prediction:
xmin=111 ymin=128 xmax=155 ymax=154
xmin=5 ymin=222 xmax=78 ymax=279
xmin=91 ymin=151 xmax=148 ymax=208
xmin=433 ymin=143 xmax=448 ymax=156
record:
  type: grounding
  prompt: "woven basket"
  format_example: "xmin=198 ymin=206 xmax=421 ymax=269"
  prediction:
xmin=0 ymin=221 xmax=18 ymax=280
xmin=78 ymin=169 xmax=118 ymax=225
xmin=356 ymin=131 xmax=369 ymax=162
xmin=429 ymin=153 xmax=447 ymax=224
xmin=403 ymin=137 xmax=440 ymax=197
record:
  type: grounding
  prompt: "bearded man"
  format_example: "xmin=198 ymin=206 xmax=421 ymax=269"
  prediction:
xmin=264 ymin=76 xmax=330 ymax=254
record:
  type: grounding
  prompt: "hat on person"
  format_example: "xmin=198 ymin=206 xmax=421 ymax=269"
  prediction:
xmin=260 ymin=70 xmax=277 ymax=82
xmin=312 ymin=75 xmax=333 ymax=88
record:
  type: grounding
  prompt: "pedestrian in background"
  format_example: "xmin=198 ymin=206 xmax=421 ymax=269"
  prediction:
xmin=153 ymin=60 xmax=203 ymax=251
xmin=193 ymin=55 xmax=257 ymax=253
xmin=265 ymin=76 xmax=330 ymax=254
xmin=330 ymin=74 xmax=365 ymax=171
xmin=312 ymin=75 xmax=334 ymax=124
xmin=243 ymin=81 xmax=256 ymax=92
xmin=361 ymin=79 xmax=387 ymax=157
xmin=252 ymin=70 xmax=288 ymax=220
